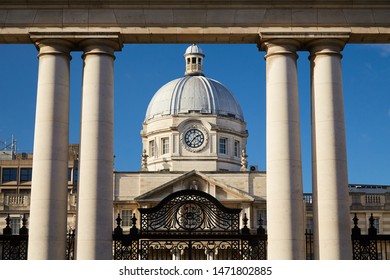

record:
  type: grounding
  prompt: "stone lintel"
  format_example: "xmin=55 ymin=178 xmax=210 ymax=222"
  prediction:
xmin=3 ymin=1 xmax=390 ymax=9
xmin=29 ymin=32 xmax=123 ymax=51
xmin=0 ymin=26 xmax=385 ymax=45
xmin=259 ymin=32 xmax=351 ymax=51
xmin=0 ymin=4 xmax=389 ymax=44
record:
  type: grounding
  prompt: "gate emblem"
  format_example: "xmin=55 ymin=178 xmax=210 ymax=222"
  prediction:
xmin=177 ymin=203 xmax=204 ymax=230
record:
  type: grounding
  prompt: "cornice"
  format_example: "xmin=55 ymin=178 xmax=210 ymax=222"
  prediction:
xmin=2 ymin=1 xmax=390 ymax=9
xmin=1 ymin=3 xmax=390 ymax=44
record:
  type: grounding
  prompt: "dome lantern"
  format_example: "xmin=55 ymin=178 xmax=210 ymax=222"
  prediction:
xmin=184 ymin=44 xmax=205 ymax=76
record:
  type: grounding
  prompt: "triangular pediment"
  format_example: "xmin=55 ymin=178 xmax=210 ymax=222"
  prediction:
xmin=135 ymin=170 xmax=254 ymax=203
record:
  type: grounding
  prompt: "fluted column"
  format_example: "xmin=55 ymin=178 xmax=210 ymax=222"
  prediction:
xmin=28 ymin=39 xmax=73 ymax=259
xmin=309 ymin=39 xmax=352 ymax=259
xmin=262 ymin=39 xmax=305 ymax=259
xmin=76 ymin=39 xmax=120 ymax=259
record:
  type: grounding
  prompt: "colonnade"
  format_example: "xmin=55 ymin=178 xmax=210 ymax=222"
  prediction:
xmin=28 ymin=38 xmax=121 ymax=260
xmin=27 ymin=37 xmax=351 ymax=260
xmin=263 ymin=38 xmax=351 ymax=260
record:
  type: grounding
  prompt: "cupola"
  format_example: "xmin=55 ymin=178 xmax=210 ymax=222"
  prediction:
xmin=184 ymin=44 xmax=205 ymax=76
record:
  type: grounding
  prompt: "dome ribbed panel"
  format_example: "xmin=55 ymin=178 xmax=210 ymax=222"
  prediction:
xmin=199 ymin=76 xmax=216 ymax=114
xmin=145 ymin=76 xmax=244 ymax=121
xmin=171 ymin=77 xmax=187 ymax=115
xmin=210 ymin=78 xmax=244 ymax=119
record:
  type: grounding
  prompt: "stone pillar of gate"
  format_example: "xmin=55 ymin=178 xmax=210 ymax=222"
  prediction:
xmin=28 ymin=39 xmax=73 ymax=259
xmin=76 ymin=39 xmax=121 ymax=260
xmin=308 ymin=39 xmax=352 ymax=260
xmin=261 ymin=39 xmax=305 ymax=259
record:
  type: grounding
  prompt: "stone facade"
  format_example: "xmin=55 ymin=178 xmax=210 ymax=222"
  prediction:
xmin=1 ymin=149 xmax=390 ymax=235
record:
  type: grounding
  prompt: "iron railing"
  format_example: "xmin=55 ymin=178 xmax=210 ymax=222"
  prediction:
xmin=1 ymin=210 xmax=390 ymax=260
xmin=351 ymin=213 xmax=390 ymax=260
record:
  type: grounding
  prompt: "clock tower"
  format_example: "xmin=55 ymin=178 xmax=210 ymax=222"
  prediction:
xmin=140 ymin=45 xmax=248 ymax=172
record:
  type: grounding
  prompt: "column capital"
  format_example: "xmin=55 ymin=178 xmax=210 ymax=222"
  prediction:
xmin=306 ymin=38 xmax=346 ymax=58
xmin=80 ymin=38 xmax=122 ymax=59
xmin=30 ymin=31 xmax=123 ymax=52
xmin=260 ymin=39 xmax=301 ymax=59
xmin=34 ymin=39 xmax=73 ymax=58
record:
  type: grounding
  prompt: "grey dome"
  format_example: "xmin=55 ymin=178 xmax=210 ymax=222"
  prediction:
xmin=185 ymin=44 xmax=204 ymax=56
xmin=145 ymin=75 xmax=244 ymax=121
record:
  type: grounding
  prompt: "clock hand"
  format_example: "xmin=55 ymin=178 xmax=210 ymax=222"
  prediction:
xmin=190 ymin=135 xmax=199 ymax=144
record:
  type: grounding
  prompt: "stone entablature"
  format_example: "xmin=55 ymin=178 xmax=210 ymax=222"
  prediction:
xmin=2 ymin=2 xmax=390 ymax=44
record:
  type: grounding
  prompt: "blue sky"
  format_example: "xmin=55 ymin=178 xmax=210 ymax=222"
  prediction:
xmin=1 ymin=43 xmax=389 ymax=193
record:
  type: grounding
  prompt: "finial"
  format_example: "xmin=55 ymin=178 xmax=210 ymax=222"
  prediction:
xmin=351 ymin=213 xmax=361 ymax=237
xmin=130 ymin=213 xmax=139 ymax=236
xmin=114 ymin=213 xmax=123 ymax=236
xmin=240 ymin=149 xmax=248 ymax=171
xmin=141 ymin=149 xmax=148 ymax=171
xmin=3 ymin=213 xmax=12 ymax=235
xmin=241 ymin=213 xmax=250 ymax=235
xmin=368 ymin=213 xmax=377 ymax=236
xmin=257 ymin=216 xmax=266 ymax=236
xmin=19 ymin=213 xmax=28 ymax=235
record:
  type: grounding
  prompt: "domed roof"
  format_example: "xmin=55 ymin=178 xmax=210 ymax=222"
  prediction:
xmin=145 ymin=45 xmax=244 ymax=122
xmin=145 ymin=76 xmax=244 ymax=121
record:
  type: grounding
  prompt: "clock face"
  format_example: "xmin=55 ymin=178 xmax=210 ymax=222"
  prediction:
xmin=184 ymin=128 xmax=204 ymax=148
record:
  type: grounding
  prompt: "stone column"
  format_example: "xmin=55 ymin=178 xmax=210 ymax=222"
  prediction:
xmin=309 ymin=39 xmax=352 ymax=260
xmin=76 ymin=39 xmax=120 ymax=259
xmin=262 ymin=39 xmax=305 ymax=259
xmin=28 ymin=39 xmax=73 ymax=259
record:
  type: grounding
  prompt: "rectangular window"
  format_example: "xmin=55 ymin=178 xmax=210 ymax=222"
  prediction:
xmin=219 ymin=138 xmax=228 ymax=154
xmin=121 ymin=210 xmax=133 ymax=227
xmin=67 ymin=168 xmax=79 ymax=186
xmin=149 ymin=140 xmax=155 ymax=157
xmin=161 ymin=137 xmax=169 ymax=154
xmin=68 ymin=168 xmax=72 ymax=182
xmin=73 ymin=168 xmax=78 ymax=184
xmin=20 ymin=168 xmax=32 ymax=182
xmin=2 ymin=168 xmax=17 ymax=183
xmin=373 ymin=218 xmax=380 ymax=233
xmin=234 ymin=140 xmax=240 ymax=157
xmin=10 ymin=217 xmax=21 ymax=235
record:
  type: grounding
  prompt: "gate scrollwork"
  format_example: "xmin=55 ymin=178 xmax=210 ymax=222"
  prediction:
xmin=139 ymin=189 xmax=241 ymax=234
xmin=113 ymin=189 xmax=267 ymax=260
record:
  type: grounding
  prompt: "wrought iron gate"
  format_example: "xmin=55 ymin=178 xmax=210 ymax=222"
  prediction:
xmin=113 ymin=189 xmax=267 ymax=260
xmin=0 ymin=214 xmax=28 ymax=260
xmin=352 ymin=213 xmax=390 ymax=260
